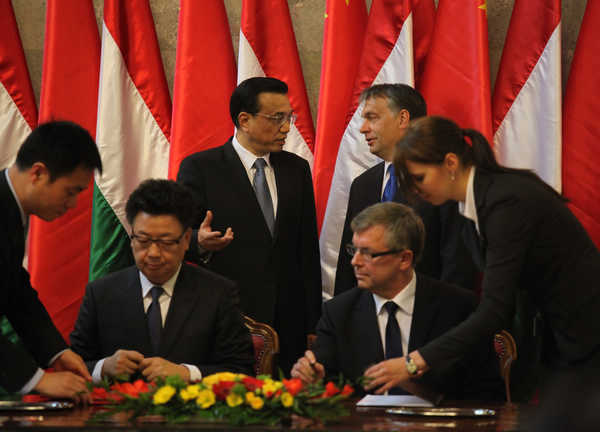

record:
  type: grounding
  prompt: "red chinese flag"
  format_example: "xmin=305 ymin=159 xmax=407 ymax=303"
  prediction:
xmin=563 ymin=0 xmax=600 ymax=247
xmin=28 ymin=0 xmax=100 ymax=341
xmin=419 ymin=0 xmax=492 ymax=142
xmin=169 ymin=0 xmax=236 ymax=179
xmin=313 ymin=0 xmax=368 ymax=230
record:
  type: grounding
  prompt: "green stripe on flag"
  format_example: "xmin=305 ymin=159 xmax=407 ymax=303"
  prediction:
xmin=89 ymin=183 xmax=134 ymax=282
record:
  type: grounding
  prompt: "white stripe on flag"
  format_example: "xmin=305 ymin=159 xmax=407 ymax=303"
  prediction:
xmin=494 ymin=25 xmax=562 ymax=192
xmin=320 ymin=15 xmax=414 ymax=298
xmin=0 ymin=81 xmax=31 ymax=169
xmin=95 ymin=22 xmax=170 ymax=231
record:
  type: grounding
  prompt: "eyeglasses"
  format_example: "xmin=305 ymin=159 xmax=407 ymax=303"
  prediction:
xmin=130 ymin=231 xmax=186 ymax=250
xmin=254 ymin=112 xmax=297 ymax=127
xmin=345 ymin=244 xmax=403 ymax=261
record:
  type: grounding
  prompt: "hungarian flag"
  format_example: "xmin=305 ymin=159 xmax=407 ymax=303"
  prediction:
xmin=169 ymin=0 xmax=236 ymax=179
xmin=27 ymin=0 xmax=100 ymax=341
xmin=493 ymin=0 xmax=561 ymax=191
xmin=0 ymin=0 xmax=37 ymax=169
xmin=318 ymin=0 xmax=415 ymax=298
xmin=238 ymin=0 xmax=315 ymax=165
xmin=313 ymin=0 xmax=368 ymax=233
xmin=563 ymin=0 xmax=600 ymax=247
xmin=420 ymin=0 xmax=492 ymax=142
xmin=90 ymin=0 xmax=171 ymax=282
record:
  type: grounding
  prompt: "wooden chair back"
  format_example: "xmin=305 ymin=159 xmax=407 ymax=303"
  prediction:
xmin=243 ymin=315 xmax=279 ymax=377
xmin=494 ymin=330 xmax=518 ymax=403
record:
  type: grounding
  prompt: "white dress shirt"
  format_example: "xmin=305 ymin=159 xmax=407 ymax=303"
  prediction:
xmin=458 ymin=166 xmax=479 ymax=233
xmin=92 ymin=265 xmax=202 ymax=383
xmin=231 ymin=135 xmax=278 ymax=217
xmin=372 ymin=270 xmax=417 ymax=357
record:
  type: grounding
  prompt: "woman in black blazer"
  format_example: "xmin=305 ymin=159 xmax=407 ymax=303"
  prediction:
xmin=364 ymin=116 xmax=600 ymax=394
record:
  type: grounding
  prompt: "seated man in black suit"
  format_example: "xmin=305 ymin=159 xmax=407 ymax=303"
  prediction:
xmin=70 ymin=179 xmax=254 ymax=382
xmin=292 ymin=203 xmax=501 ymax=399
xmin=335 ymin=84 xmax=477 ymax=295
xmin=1 ymin=121 xmax=101 ymax=402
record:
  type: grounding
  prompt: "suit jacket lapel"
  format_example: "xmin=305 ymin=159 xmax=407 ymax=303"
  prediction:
xmin=160 ymin=266 xmax=199 ymax=356
xmin=270 ymin=152 xmax=288 ymax=240
xmin=350 ymin=291 xmax=384 ymax=372
xmin=119 ymin=269 xmax=152 ymax=353
xmin=223 ymin=140 xmax=273 ymax=240
xmin=408 ymin=276 xmax=437 ymax=353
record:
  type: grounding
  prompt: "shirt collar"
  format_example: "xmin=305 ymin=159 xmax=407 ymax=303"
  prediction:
xmin=5 ymin=169 xmax=26 ymax=227
xmin=139 ymin=264 xmax=181 ymax=299
xmin=372 ymin=270 xmax=416 ymax=316
xmin=458 ymin=166 xmax=479 ymax=232
xmin=232 ymin=136 xmax=271 ymax=171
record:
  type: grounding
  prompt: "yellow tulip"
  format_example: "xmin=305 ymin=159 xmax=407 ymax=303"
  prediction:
xmin=196 ymin=389 xmax=216 ymax=409
xmin=153 ymin=385 xmax=176 ymax=405
xmin=226 ymin=392 xmax=244 ymax=407
xmin=281 ymin=392 xmax=294 ymax=408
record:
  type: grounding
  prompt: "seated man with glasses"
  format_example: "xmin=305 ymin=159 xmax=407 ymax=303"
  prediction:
xmin=291 ymin=202 xmax=501 ymax=400
xmin=70 ymin=179 xmax=254 ymax=383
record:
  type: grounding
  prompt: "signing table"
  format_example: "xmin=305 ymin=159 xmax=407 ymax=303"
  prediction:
xmin=0 ymin=401 xmax=525 ymax=431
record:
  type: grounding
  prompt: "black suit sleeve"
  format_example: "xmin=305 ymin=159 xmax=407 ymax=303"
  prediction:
xmin=70 ymin=283 xmax=101 ymax=373
xmin=177 ymin=156 xmax=209 ymax=265
xmin=312 ymin=302 xmax=340 ymax=378
xmin=334 ymin=183 xmax=360 ymax=296
xmin=419 ymin=197 xmax=527 ymax=369
xmin=298 ymin=160 xmax=322 ymax=334
xmin=0 ymin=259 xmax=67 ymax=392
xmin=196 ymin=283 xmax=254 ymax=376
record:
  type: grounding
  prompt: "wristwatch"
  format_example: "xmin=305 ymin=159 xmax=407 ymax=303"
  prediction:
xmin=405 ymin=355 xmax=419 ymax=377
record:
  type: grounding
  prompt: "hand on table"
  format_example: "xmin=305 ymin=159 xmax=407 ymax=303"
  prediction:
xmin=34 ymin=371 xmax=91 ymax=404
xmin=102 ymin=349 xmax=144 ymax=378
xmin=291 ymin=350 xmax=325 ymax=384
xmin=50 ymin=349 xmax=92 ymax=381
xmin=139 ymin=357 xmax=190 ymax=382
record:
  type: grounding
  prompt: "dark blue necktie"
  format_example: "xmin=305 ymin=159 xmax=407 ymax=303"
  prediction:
xmin=147 ymin=286 xmax=163 ymax=355
xmin=382 ymin=165 xmax=397 ymax=202
xmin=384 ymin=301 xmax=408 ymax=395
xmin=253 ymin=158 xmax=275 ymax=236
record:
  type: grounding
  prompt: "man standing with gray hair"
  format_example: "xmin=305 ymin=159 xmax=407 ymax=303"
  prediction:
xmin=334 ymin=84 xmax=477 ymax=296
xmin=292 ymin=202 xmax=500 ymax=399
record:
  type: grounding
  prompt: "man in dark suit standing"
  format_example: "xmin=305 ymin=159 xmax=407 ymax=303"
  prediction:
xmin=177 ymin=77 xmax=321 ymax=375
xmin=70 ymin=180 xmax=254 ymax=382
xmin=0 ymin=121 xmax=100 ymax=401
xmin=292 ymin=203 xmax=500 ymax=399
xmin=334 ymin=84 xmax=477 ymax=296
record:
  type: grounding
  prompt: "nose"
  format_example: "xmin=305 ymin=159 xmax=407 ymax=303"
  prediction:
xmin=280 ymin=119 xmax=291 ymax=133
xmin=351 ymin=250 xmax=362 ymax=267
xmin=146 ymin=241 xmax=162 ymax=257
xmin=359 ymin=119 xmax=369 ymax=134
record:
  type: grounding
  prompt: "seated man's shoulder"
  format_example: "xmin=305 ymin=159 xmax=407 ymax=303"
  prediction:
xmin=181 ymin=263 xmax=238 ymax=299
xmin=324 ymin=287 xmax=368 ymax=315
xmin=417 ymin=273 xmax=478 ymax=309
xmin=180 ymin=144 xmax=225 ymax=166
xmin=87 ymin=265 xmax=137 ymax=293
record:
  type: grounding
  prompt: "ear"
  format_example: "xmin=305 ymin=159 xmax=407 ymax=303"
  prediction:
xmin=399 ymin=249 xmax=414 ymax=270
xmin=396 ymin=109 xmax=410 ymax=130
xmin=28 ymin=162 xmax=50 ymax=185
xmin=443 ymin=153 xmax=459 ymax=173
xmin=237 ymin=112 xmax=252 ymax=132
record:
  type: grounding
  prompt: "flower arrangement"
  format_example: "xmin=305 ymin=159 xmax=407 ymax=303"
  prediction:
xmin=90 ymin=372 xmax=354 ymax=425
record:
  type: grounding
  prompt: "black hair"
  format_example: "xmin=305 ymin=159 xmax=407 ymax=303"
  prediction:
xmin=360 ymin=83 xmax=427 ymax=119
xmin=16 ymin=121 xmax=102 ymax=180
xmin=229 ymin=77 xmax=288 ymax=127
xmin=394 ymin=116 xmax=562 ymax=200
xmin=125 ymin=179 xmax=195 ymax=229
